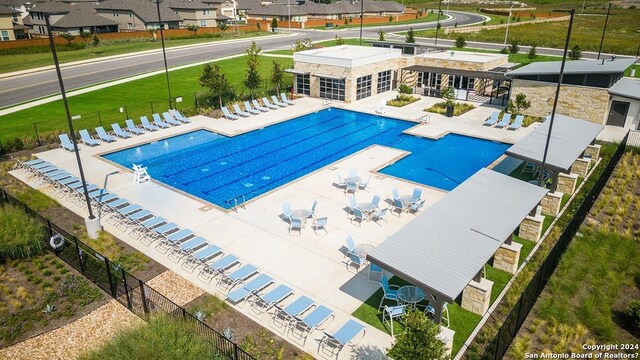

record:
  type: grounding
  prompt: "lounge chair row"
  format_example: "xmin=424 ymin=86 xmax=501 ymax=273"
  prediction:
xmin=221 ymin=94 xmax=294 ymax=121
xmin=483 ymin=111 xmax=524 ymax=130
xmin=57 ymin=110 xmax=191 ymax=151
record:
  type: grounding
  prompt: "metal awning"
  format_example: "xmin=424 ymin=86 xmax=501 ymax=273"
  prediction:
xmin=505 ymin=114 xmax=604 ymax=173
xmin=403 ymin=65 xmax=510 ymax=81
xmin=284 ymin=69 xmax=310 ymax=76
xmin=312 ymin=73 xmax=346 ymax=81
xmin=367 ymin=169 xmax=548 ymax=306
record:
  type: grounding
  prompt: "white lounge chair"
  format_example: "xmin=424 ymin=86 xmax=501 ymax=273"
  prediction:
xmin=271 ymin=95 xmax=287 ymax=107
xmin=126 ymin=119 xmax=145 ymax=134
xmin=483 ymin=111 xmax=499 ymax=126
xmin=252 ymin=99 xmax=269 ymax=112
xmin=495 ymin=113 xmax=512 ymax=128
xmin=111 ymin=124 xmax=132 ymax=139
xmin=232 ymin=104 xmax=251 ymax=117
xmin=152 ymin=113 xmax=170 ymax=128
xmin=170 ymin=109 xmax=191 ymax=123
xmin=280 ymin=92 xmax=295 ymax=105
xmin=261 ymin=97 xmax=279 ymax=110
xmin=243 ymin=101 xmax=261 ymax=115
xmin=58 ymin=134 xmax=78 ymax=151
xmin=95 ymin=126 xmax=117 ymax=142
xmin=221 ymin=106 xmax=239 ymax=120
xmin=79 ymin=129 xmax=99 ymax=146
xmin=140 ymin=116 xmax=159 ymax=131
xmin=162 ymin=112 xmax=181 ymax=126
xmin=509 ymin=115 xmax=524 ymax=130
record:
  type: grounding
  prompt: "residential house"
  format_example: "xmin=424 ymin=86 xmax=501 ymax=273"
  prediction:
xmin=28 ymin=1 xmax=118 ymax=35
xmin=167 ymin=0 xmax=228 ymax=28
xmin=0 ymin=4 xmax=19 ymax=40
xmin=95 ymin=0 xmax=183 ymax=30
xmin=202 ymin=0 xmax=237 ymax=21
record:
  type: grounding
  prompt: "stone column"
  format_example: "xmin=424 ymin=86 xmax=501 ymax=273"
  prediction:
xmin=541 ymin=192 xmax=563 ymax=216
xmin=493 ymin=242 xmax=522 ymax=274
xmin=461 ymin=278 xmax=493 ymax=315
xmin=584 ymin=144 xmax=601 ymax=161
xmin=519 ymin=213 xmax=545 ymax=242
xmin=557 ymin=172 xmax=578 ymax=194
xmin=570 ymin=158 xmax=591 ymax=178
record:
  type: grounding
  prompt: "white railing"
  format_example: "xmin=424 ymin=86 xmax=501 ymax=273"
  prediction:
xmin=628 ymin=129 xmax=640 ymax=148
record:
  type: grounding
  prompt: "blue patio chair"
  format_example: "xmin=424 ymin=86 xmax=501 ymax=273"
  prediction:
xmin=243 ymin=101 xmax=261 ymax=115
xmin=345 ymin=181 xmax=357 ymax=195
xmin=483 ymin=111 xmax=499 ymax=126
xmin=261 ymin=97 xmax=279 ymax=110
xmin=391 ymin=188 xmax=400 ymax=200
xmin=125 ymin=119 xmax=145 ymax=134
xmin=368 ymin=263 xmax=384 ymax=282
xmin=392 ymin=199 xmax=405 ymax=216
xmin=358 ymin=174 xmax=372 ymax=191
xmin=310 ymin=200 xmax=318 ymax=217
xmin=219 ymin=264 xmax=258 ymax=289
xmin=152 ymin=113 xmax=170 ymax=128
xmin=183 ymin=244 xmax=223 ymax=270
xmin=95 ymin=126 xmax=117 ymax=142
xmin=79 ymin=129 xmax=100 ymax=146
xmin=383 ymin=304 xmax=407 ymax=337
xmin=371 ymin=207 xmax=389 ymax=225
xmin=271 ymin=95 xmax=287 ymax=107
xmin=227 ymin=274 xmax=274 ymax=303
xmin=495 ymin=113 xmax=512 ymax=128
xmin=347 ymin=196 xmax=358 ymax=215
xmin=221 ymin=106 xmax=239 ymax=120
xmin=280 ymin=92 xmax=295 ymax=105
xmin=170 ymin=109 xmax=191 ymax=123
xmin=336 ymin=174 xmax=347 ymax=189
xmin=140 ymin=116 xmax=159 ymax=131
xmin=378 ymin=276 xmax=400 ymax=311
xmin=250 ymin=284 xmax=293 ymax=314
xmin=371 ymin=194 xmax=381 ymax=207
xmin=233 ymin=104 xmax=251 ymax=117
xmin=172 ymin=236 xmax=207 ymax=258
xmin=313 ymin=217 xmax=328 ymax=235
xmin=111 ymin=124 xmax=132 ymax=139
xmin=289 ymin=218 xmax=303 ymax=235
xmin=509 ymin=115 xmax=524 ymax=130
xmin=272 ymin=295 xmax=315 ymax=327
xmin=412 ymin=188 xmax=422 ymax=202
xmin=345 ymin=236 xmax=356 ymax=257
xmin=319 ymin=320 xmax=366 ymax=358
xmin=351 ymin=209 xmax=367 ymax=226
xmin=346 ymin=252 xmax=366 ymax=270
xmin=410 ymin=199 xmax=426 ymax=214
xmin=200 ymin=254 xmax=240 ymax=281
xmin=58 ymin=134 xmax=78 ymax=151
xmin=162 ymin=112 xmax=181 ymax=126
xmin=291 ymin=305 xmax=335 ymax=344
xmin=282 ymin=202 xmax=293 ymax=222
xmin=252 ymin=99 xmax=269 ymax=112
xmin=349 ymin=168 xmax=358 ymax=178
xmin=425 ymin=303 xmax=450 ymax=328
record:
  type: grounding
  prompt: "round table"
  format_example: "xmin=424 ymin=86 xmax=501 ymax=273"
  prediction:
xmin=353 ymin=243 xmax=375 ymax=258
xmin=399 ymin=195 xmax=417 ymax=205
xmin=397 ymin=286 xmax=425 ymax=306
xmin=346 ymin=176 xmax=361 ymax=184
xmin=358 ymin=202 xmax=377 ymax=213
xmin=291 ymin=209 xmax=312 ymax=221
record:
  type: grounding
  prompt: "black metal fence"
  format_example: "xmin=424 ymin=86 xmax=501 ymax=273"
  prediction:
xmin=478 ymin=131 xmax=630 ymax=359
xmin=0 ymin=188 xmax=255 ymax=360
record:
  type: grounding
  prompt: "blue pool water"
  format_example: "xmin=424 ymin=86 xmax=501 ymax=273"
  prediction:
xmin=103 ymin=108 xmax=509 ymax=208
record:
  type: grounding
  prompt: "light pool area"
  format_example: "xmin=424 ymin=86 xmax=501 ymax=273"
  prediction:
xmin=102 ymin=108 xmax=509 ymax=208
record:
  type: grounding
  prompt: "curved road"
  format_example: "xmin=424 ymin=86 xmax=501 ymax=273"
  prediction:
xmin=0 ymin=11 xmax=484 ymax=108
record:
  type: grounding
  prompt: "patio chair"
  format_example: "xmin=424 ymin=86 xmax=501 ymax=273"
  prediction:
xmin=310 ymin=200 xmax=318 ymax=217
xmin=221 ymin=106 xmax=239 ymax=120
xmin=291 ymin=305 xmax=334 ymax=344
xmin=58 ymin=134 xmax=78 ymax=151
xmin=227 ymin=274 xmax=274 ymax=304
xmin=358 ymin=175 xmax=372 ymax=191
xmin=409 ymin=199 xmax=426 ymax=214
xmin=349 ymin=168 xmax=358 ymax=178
xmin=140 ymin=116 xmax=159 ymax=131
xmin=199 ymin=254 xmax=240 ymax=281
xmin=152 ymin=113 xmax=170 ymax=128
xmin=111 ymin=124 xmax=132 ymax=139
xmin=289 ymin=218 xmax=303 ymax=235
xmin=345 ymin=181 xmax=357 ymax=195
xmin=378 ymin=275 xmax=400 ymax=311
xmin=243 ymin=101 xmax=261 ymax=115
xmin=412 ymin=188 xmax=423 ymax=202
xmin=371 ymin=207 xmax=389 ymax=225
xmin=509 ymin=115 xmax=524 ymax=130
xmin=272 ymin=295 xmax=315 ymax=327
xmin=383 ymin=305 xmax=407 ymax=337
xmin=425 ymin=302 xmax=450 ymax=328
xmin=157 ymin=228 xmax=194 ymax=250
xmin=79 ymin=129 xmax=100 ymax=147
xmin=313 ymin=217 xmax=328 ymax=235
xmin=368 ymin=263 xmax=384 ymax=282
xmin=219 ymin=264 xmax=258 ymax=290
xmin=95 ymin=126 xmax=117 ymax=143
xmin=125 ymin=119 xmax=145 ymax=135
xmin=250 ymin=284 xmax=293 ymax=315
xmin=371 ymin=194 xmax=381 ymax=207
xmin=261 ymin=97 xmax=279 ymax=110
xmin=319 ymin=320 xmax=366 ymax=358
xmin=495 ymin=113 xmax=512 ymax=128
xmin=282 ymin=202 xmax=293 ymax=222
xmin=232 ymin=104 xmax=251 ymax=117
xmin=391 ymin=188 xmax=400 ymax=201
xmin=280 ymin=92 xmax=295 ymax=105
xmin=170 ymin=109 xmax=191 ymax=123
xmin=346 ymin=252 xmax=366 ymax=270
xmin=174 ymin=236 xmax=208 ymax=257
xmin=271 ymin=95 xmax=287 ymax=107
xmin=336 ymin=174 xmax=347 ymax=189
xmin=252 ymin=99 xmax=269 ymax=112
xmin=183 ymin=244 xmax=223 ymax=271
xmin=392 ymin=199 xmax=406 ymax=216
xmin=345 ymin=236 xmax=356 ymax=257
xmin=351 ymin=208 xmax=367 ymax=226
xmin=162 ymin=111 xmax=181 ymax=126
xmin=483 ymin=111 xmax=499 ymax=126
xmin=347 ymin=196 xmax=358 ymax=215
xmin=521 ymin=162 xmax=537 ymax=175
xmin=375 ymin=101 xmax=387 ymax=114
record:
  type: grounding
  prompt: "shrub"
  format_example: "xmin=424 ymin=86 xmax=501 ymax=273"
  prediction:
xmin=627 ymin=300 xmax=640 ymax=332
xmin=528 ymin=44 xmax=537 ymax=59
xmin=378 ymin=29 xmax=385 ymax=41
xmin=387 ymin=309 xmax=448 ymax=359
xmin=0 ymin=206 xmax=45 ymax=262
xmin=426 ymin=101 xmax=475 ymax=116
xmin=569 ymin=45 xmax=582 ymax=60
xmin=405 ymin=27 xmax=415 ymax=43
xmin=387 ymin=94 xmax=418 ymax=107
xmin=509 ymin=39 xmax=520 ymax=54
xmin=335 ymin=36 xmax=344 ymax=45
xmin=270 ymin=17 xmax=278 ymax=29
xmin=398 ymin=83 xmax=413 ymax=94
xmin=92 ymin=35 xmax=100 ymax=46
xmin=455 ymin=35 xmax=466 ymax=48
xmin=500 ymin=47 xmax=509 ymax=54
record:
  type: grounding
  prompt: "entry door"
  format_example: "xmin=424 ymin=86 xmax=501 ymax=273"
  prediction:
xmin=607 ymin=100 xmax=629 ymax=127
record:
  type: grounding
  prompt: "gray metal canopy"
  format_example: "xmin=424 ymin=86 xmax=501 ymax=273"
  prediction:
xmin=505 ymin=114 xmax=603 ymax=173
xmin=367 ymin=168 xmax=548 ymax=304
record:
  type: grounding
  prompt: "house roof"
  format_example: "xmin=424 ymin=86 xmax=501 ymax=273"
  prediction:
xmin=96 ymin=0 xmax=183 ymax=23
xmin=248 ymin=4 xmax=307 ymax=16
xmin=244 ymin=0 xmax=403 ymax=16
xmin=0 ymin=3 xmax=20 ymax=14
xmin=0 ymin=0 xmax=29 ymax=6
xmin=609 ymin=77 xmax=640 ymax=101
xmin=367 ymin=168 xmax=548 ymax=302
xmin=29 ymin=1 xmax=74 ymax=14
xmin=52 ymin=8 xmax=118 ymax=28
xmin=508 ymin=57 xmax=637 ymax=77
xmin=167 ymin=0 xmax=215 ymax=10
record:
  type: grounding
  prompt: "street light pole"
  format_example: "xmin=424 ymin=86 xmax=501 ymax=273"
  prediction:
xmin=503 ymin=2 xmax=515 ymax=49
xmin=359 ymin=0 xmax=364 ymax=45
xmin=597 ymin=3 xmax=611 ymax=60
xmin=156 ymin=0 xmax=173 ymax=109
xmin=538 ymin=9 xmax=575 ymax=188
xmin=434 ymin=0 xmax=442 ymax=46
xmin=45 ymin=14 xmax=100 ymax=238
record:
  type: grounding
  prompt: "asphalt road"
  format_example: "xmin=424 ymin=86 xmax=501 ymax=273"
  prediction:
xmin=0 ymin=11 xmax=484 ymax=109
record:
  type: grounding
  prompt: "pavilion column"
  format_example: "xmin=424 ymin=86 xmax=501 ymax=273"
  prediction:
xmin=461 ymin=275 xmax=493 ymax=316
xmin=584 ymin=144 xmax=601 ymax=161
xmin=557 ymin=172 xmax=578 ymax=194
xmin=519 ymin=205 xmax=545 ymax=242
xmin=494 ymin=239 xmax=523 ymax=274
xmin=541 ymin=192 xmax=563 ymax=216
xmin=432 ymin=296 xmax=445 ymax=324
xmin=570 ymin=157 xmax=591 ymax=178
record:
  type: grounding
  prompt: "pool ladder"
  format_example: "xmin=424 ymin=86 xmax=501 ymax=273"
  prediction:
xmin=226 ymin=194 xmax=246 ymax=212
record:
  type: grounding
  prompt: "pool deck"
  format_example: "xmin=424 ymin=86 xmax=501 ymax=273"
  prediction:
xmin=13 ymin=94 xmax=535 ymax=358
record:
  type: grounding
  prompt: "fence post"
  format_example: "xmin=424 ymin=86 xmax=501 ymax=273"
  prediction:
xmin=140 ymin=279 xmax=149 ymax=315
xmin=122 ymin=268 xmax=132 ymax=310
xmin=150 ymin=101 xmax=154 ymax=114
xmin=194 ymin=92 xmax=197 ymax=108
xmin=104 ymin=257 xmax=117 ymax=297
xmin=124 ymin=106 xmax=129 ymax=120
xmin=234 ymin=343 xmax=240 ymax=360
xmin=97 ymin=111 xmax=102 ymax=126
xmin=33 ymin=123 xmax=42 ymax=146
xmin=0 ymin=141 xmax=4 ymax=156
xmin=493 ymin=326 xmax=501 ymax=360
xmin=74 ymin=237 xmax=85 ymax=274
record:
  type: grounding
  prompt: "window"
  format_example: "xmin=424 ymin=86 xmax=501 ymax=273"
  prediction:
xmin=203 ymin=10 xmax=211 ymax=15
xmin=377 ymin=70 xmax=391 ymax=93
xmin=319 ymin=77 xmax=345 ymax=101
xmin=127 ymin=23 xmax=133 ymax=29
xmin=200 ymin=20 xmax=206 ymax=26
xmin=112 ymin=11 xmax=118 ymax=17
xmin=296 ymin=74 xmax=310 ymax=95
xmin=0 ymin=31 xmax=9 ymax=41
xmin=356 ymin=75 xmax=372 ymax=100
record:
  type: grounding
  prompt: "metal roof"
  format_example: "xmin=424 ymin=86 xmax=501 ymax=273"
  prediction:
xmin=609 ymin=77 xmax=640 ymax=101
xmin=505 ymin=114 xmax=603 ymax=172
xmin=367 ymin=40 xmax=451 ymax=50
xmin=403 ymin=64 xmax=510 ymax=81
xmin=367 ymin=168 xmax=548 ymax=302
xmin=507 ymin=58 xmax=636 ymax=77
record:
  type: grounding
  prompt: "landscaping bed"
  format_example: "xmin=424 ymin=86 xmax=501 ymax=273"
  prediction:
xmin=426 ymin=101 xmax=475 ymax=116
xmin=387 ymin=94 xmax=419 ymax=107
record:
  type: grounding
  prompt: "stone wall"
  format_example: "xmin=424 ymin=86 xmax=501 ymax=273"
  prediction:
xmin=461 ymin=278 xmax=493 ymax=315
xmin=510 ymin=79 xmax=609 ymax=124
xmin=585 ymin=144 xmax=601 ymax=160
xmin=557 ymin=172 xmax=578 ymax=194
xmin=494 ymin=242 xmax=522 ymax=274
xmin=413 ymin=53 xmax=507 ymax=71
xmin=541 ymin=192 xmax=562 ymax=216
xmin=571 ymin=158 xmax=591 ymax=178
xmin=519 ymin=214 xmax=545 ymax=242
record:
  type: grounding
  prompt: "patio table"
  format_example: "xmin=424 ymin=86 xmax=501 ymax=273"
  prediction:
xmin=358 ymin=202 xmax=377 ymax=213
xmin=291 ymin=209 xmax=312 ymax=222
xmin=397 ymin=286 xmax=425 ymax=307
xmin=353 ymin=243 xmax=375 ymax=258
xmin=346 ymin=176 xmax=362 ymax=184
xmin=399 ymin=195 xmax=418 ymax=205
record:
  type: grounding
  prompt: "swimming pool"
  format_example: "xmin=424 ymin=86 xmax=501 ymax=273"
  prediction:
xmin=103 ymin=108 xmax=509 ymax=208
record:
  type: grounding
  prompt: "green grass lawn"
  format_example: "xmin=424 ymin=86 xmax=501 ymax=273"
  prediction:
xmin=453 ymin=47 xmax=561 ymax=67
xmin=309 ymin=12 xmax=441 ymax=29
xmin=624 ymin=64 xmax=639 ymax=78
xmin=0 ymin=32 xmax=269 ymax=74
xmin=0 ymin=55 xmax=293 ymax=145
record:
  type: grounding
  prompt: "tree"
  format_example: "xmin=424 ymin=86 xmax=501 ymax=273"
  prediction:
xmin=92 ymin=34 xmax=100 ymax=46
xmin=218 ymin=22 xmax=228 ymax=31
xmin=509 ymin=39 xmax=520 ymax=54
xmin=271 ymin=17 xmax=278 ymax=30
xmin=270 ymin=61 xmax=284 ymax=94
xmin=405 ymin=27 xmax=415 ymax=43
xmin=441 ymin=86 xmax=455 ymax=106
xmin=569 ymin=45 xmax=582 ymax=60
xmin=256 ymin=22 xmax=261 ymax=30
xmin=513 ymin=93 xmax=531 ymax=113
xmin=378 ymin=29 xmax=385 ymax=41
xmin=186 ymin=24 xmax=200 ymax=33
xmin=244 ymin=41 xmax=262 ymax=98
xmin=454 ymin=35 xmax=466 ymax=48
xmin=388 ymin=15 xmax=393 ymax=23
xmin=387 ymin=309 xmax=448 ymax=360
xmin=59 ymin=32 xmax=75 ymax=44
xmin=79 ymin=31 xmax=91 ymax=44
xmin=199 ymin=63 xmax=235 ymax=109
xmin=527 ymin=44 xmax=537 ymax=59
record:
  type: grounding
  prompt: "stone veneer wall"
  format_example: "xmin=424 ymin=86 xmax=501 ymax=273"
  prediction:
xmin=541 ymin=192 xmax=563 ymax=216
xmin=413 ymin=53 xmax=508 ymax=71
xmin=494 ymin=242 xmax=522 ymax=274
xmin=557 ymin=172 xmax=578 ymax=194
xmin=461 ymin=278 xmax=493 ymax=315
xmin=510 ymin=79 xmax=609 ymax=124
xmin=571 ymin=158 xmax=591 ymax=177
xmin=519 ymin=214 xmax=545 ymax=242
